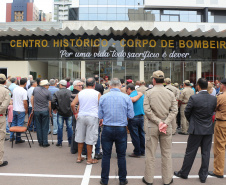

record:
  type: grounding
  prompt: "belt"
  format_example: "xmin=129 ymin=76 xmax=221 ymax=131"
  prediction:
xmin=134 ymin=115 xmax=144 ymax=118
xmin=216 ymin=119 xmax=226 ymax=121
xmin=181 ymin=103 xmax=187 ymax=104
xmin=103 ymin=125 xmax=126 ymax=128
xmin=0 ymin=114 xmax=3 ymax=116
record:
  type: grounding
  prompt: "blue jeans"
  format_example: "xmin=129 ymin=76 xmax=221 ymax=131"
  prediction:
xmin=128 ymin=116 xmax=145 ymax=156
xmin=52 ymin=112 xmax=58 ymax=134
xmin=34 ymin=111 xmax=49 ymax=145
xmin=57 ymin=114 xmax=73 ymax=144
xmin=6 ymin=116 xmax=10 ymax=133
xmin=10 ymin=111 xmax=26 ymax=141
xmin=28 ymin=107 xmax=36 ymax=131
xmin=101 ymin=126 xmax=127 ymax=184
xmin=95 ymin=126 xmax=101 ymax=154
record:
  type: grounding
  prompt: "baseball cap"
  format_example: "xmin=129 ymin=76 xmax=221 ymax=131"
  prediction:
xmin=105 ymin=76 xmax=108 ymax=78
xmin=184 ymin=80 xmax=190 ymax=85
xmin=174 ymin=83 xmax=179 ymax=87
xmin=165 ymin=78 xmax=171 ymax=83
xmin=127 ymin=79 xmax=133 ymax=83
xmin=0 ymin=74 xmax=6 ymax=81
xmin=59 ymin=80 xmax=67 ymax=86
xmin=151 ymin=70 xmax=164 ymax=79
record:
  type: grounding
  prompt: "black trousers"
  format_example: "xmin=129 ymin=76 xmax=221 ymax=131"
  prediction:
xmin=180 ymin=134 xmax=212 ymax=180
xmin=70 ymin=116 xmax=78 ymax=154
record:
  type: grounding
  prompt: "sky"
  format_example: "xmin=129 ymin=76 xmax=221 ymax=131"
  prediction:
xmin=0 ymin=0 xmax=53 ymax=22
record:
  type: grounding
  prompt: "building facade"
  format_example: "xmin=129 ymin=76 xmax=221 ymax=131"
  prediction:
xmin=1 ymin=0 xmax=226 ymax=84
xmin=6 ymin=0 xmax=39 ymax=22
xmin=53 ymin=0 xmax=73 ymax=22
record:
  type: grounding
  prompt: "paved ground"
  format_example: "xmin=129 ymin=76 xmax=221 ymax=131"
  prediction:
xmin=1 ymin=127 xmax=226 ymax=185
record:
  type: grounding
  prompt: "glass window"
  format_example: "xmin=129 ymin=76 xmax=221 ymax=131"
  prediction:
xmin=98 ymin=14 xmax=107 ymax=20
xmin=161 ymin=15 xmax=169 ymax=21
xmin=169 ymin=10 xmax=180 ymax=15
xmin=98 ymin=7 xmax=107 ymax=14
xmin=180 ymin=11 xmax=189 ymax=15
xmin=188 ymin=15 xmax=197 ymax=22
xmin=89 ymin=0 xmax=98 ymax=5
xmin=151 ymin=10 xmax=160 ymax=14
xmin=208 ymin=15 xmax=214 ymax=23
xmin=79 ymin=14 xmax=89 ymax=20
xmin=170 ymin=15 xmax=179 ymax=22
xmin=108 ymin=7 xmax=117 ymax=14
xmin=126 ymin=0 xmax=135 ymax=5
xmin=80 ymin=0 xmax=89 ymax=5
xmin=117 ymin=14 xmax=126 ymax=20
xmin=117 ymin=7 xmax=126 ymax=14
xmin=154 ymin=14 xmax=160 ymax=21
xmin=117 ymin=0 xmax=126 ymax=5
xmin=216 ymin=62 xmax=226 ymax=81
xmin=163 ymin=10 xmax=170 ymax=14
xmin=196 ymin=15 xmax=201 ymax=22
xmin=79 ymin=8 xmax=88 ymax=14
xmin=180 ymin=14 xmax=189 ymax=22
xmin=108 ymin=0 xmax=117 ymax=5
xmin=107 ymin=14 xmax=117 ymax=20
xmin=89 ymin=13 xmax=98 ymax=20
xmin=98 ymin=0 xmax=108 ymax=5
xmin=189 ymin=11 xmax=197 ymax=15
xmin=89 ymin=7 xmax=98 ymax=14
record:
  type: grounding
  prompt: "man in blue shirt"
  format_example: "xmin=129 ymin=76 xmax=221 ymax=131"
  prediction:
xmin=99 ymin=78 xmax=134 ymax=185
xmin=126 ymin=83 xmax=145 ymax=158
xmin=8 ymin=78 xmax=18 ymax=95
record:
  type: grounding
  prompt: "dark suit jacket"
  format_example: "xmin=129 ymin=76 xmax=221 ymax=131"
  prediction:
xmin=185 ymin=91 xmax=217 ymax=135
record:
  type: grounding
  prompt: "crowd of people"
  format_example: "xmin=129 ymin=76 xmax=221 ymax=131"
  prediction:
xmin=0 ymin=71 xmax=226 ymax=185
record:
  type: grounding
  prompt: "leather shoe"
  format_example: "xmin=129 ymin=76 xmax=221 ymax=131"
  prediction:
xmin=142 ymin=177 xmax=153 ymax=185
xmin=119 ymin=179 xmax=128 ymax=185
xmin=174 ymin=171 xmax=188 ymax=179
xmin=100 ymin=179 xmax=107 ymax=185
xmin=208 ymin=171 xmax=224 ymax=178
xmin=43 ymin=144 xmax=50 ymax=148
xmin=164 ymin=179 xmax=173 ymax=185
xmin=128 ymin=153 xmax=140 ymax=158
xmin=0 ymin=161 xmax=8 ymax=167
xmin=200 ymin=179 xmax=206 ymax=183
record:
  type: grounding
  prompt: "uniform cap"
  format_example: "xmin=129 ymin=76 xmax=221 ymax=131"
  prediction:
xmin=59 ymin=80 xmax=67 ymax=86
xmin=165 ymin=78 xmax=171 ymax=83
xmin=127 ymin=79 xmax=133 ymax=83
xmin=174 ymin=83 xmax=179 ymax=87
xmin=140 ymin=80 xmax=145 ymax=84
xmin=184 ymin=80 xmax=190 ymax=85
xmin=151 ymin=70 xmax=164 ymax=79
xmin=40 ymin=80 xmax=50 ymax=86
xmin=220 ymin=78 xmax=226 ymax=84
xmin=0 ymin=74 xmax=6 ymax=81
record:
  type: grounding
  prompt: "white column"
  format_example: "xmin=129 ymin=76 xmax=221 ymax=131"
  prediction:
xmin=139 ymin=61 xmax=144 ymax=81
xmin=196 ymin=61 xmax=202 ymax=81
xmin=81 ymin=61 xmax=86 ymax=79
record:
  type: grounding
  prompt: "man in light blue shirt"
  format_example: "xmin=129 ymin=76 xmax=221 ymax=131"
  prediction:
xmin=126 ymin=83 xmax=145 ymax=158
xmin=9 ymin=77 xmax=18 ymax=95
xmin=98 ymin=78 xmax=134 ymax=185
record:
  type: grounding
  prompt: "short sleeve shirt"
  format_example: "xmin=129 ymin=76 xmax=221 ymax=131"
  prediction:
xmin=13 ymin=86 xmax=27 ymax=112
xmin=33 ymin=86 xmax=52 ymax=111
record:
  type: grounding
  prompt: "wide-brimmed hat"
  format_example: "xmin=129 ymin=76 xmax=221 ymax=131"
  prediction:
xmin=40 ymin=80 xmax=49 ymax=86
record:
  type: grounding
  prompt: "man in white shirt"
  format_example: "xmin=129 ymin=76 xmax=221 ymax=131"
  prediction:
xmin=10 ymin=78 xmax=28 ymax=143
xmin=26 ymin=75 xmax=33 ymax=90
xmin=71 ymin=78 xmax=101 ymax=165
xmin=27 ymin=80 xmax=37 ymax=132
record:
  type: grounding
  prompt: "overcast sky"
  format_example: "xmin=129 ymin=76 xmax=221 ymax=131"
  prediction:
xmin=0 ymin=0 xmax=53 ymax=22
